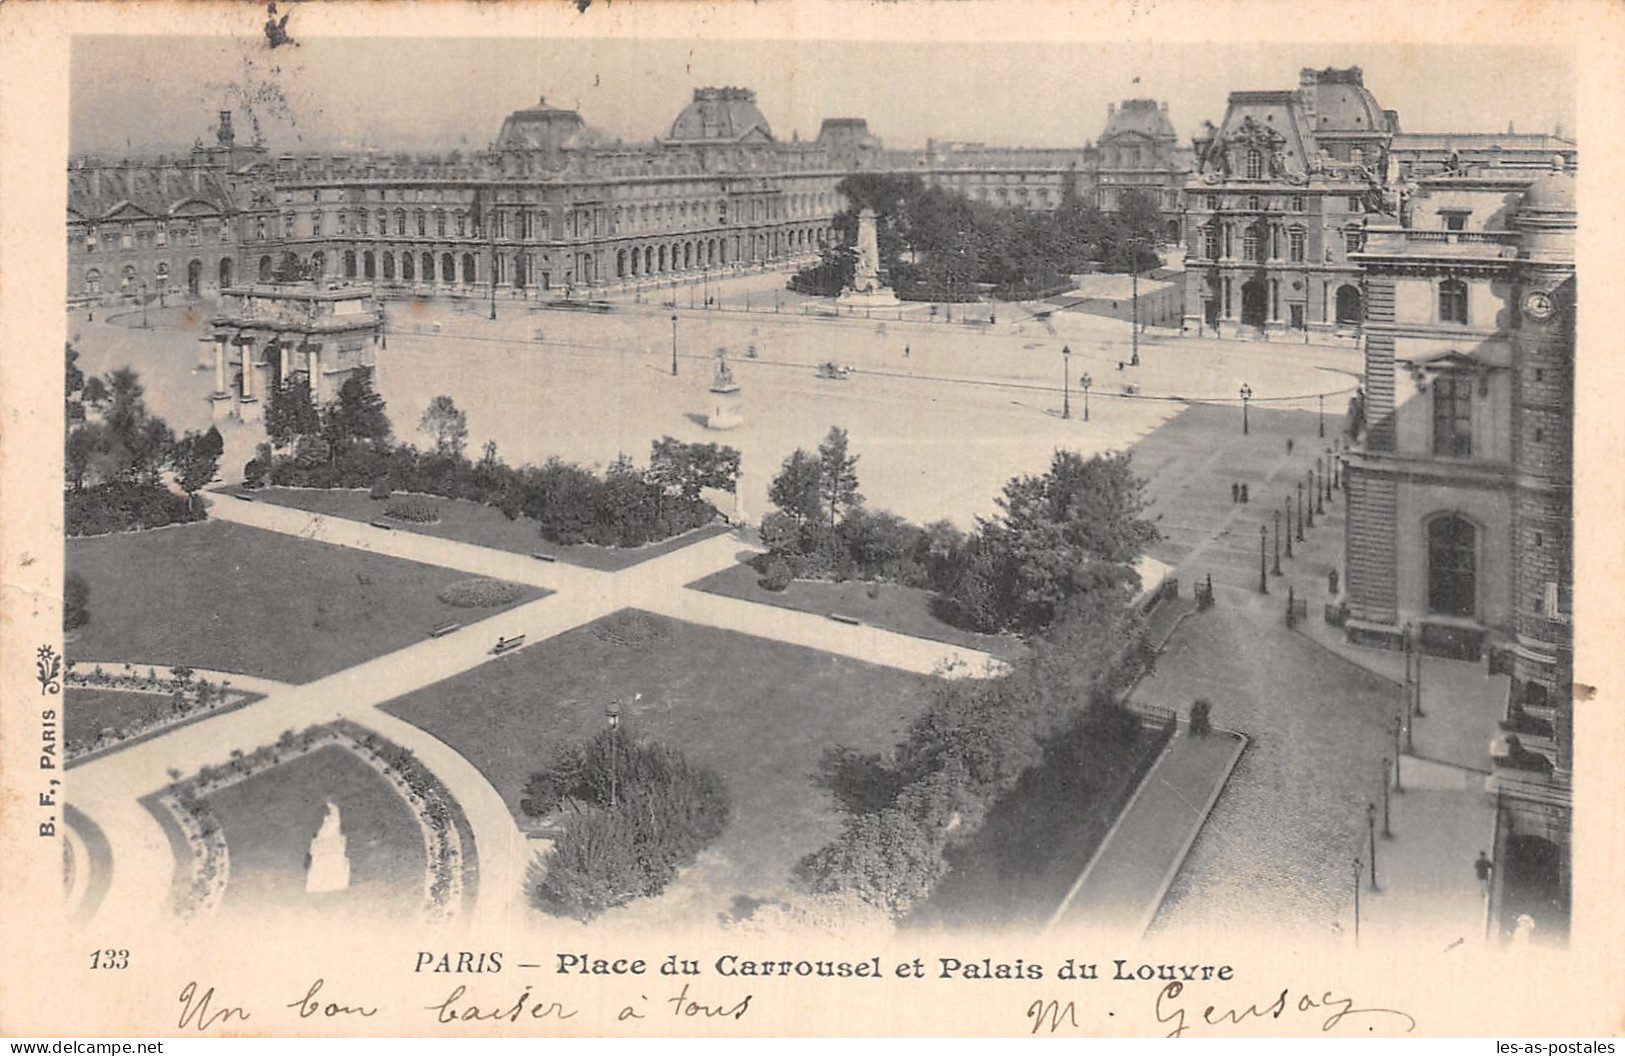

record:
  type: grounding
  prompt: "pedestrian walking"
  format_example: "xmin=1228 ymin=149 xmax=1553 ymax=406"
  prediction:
xmin=1287 ymin=438 xmax=1295 ymax=455
xmin=1474 ymin=851 xmax=1494 ymax=897
xmin=1240 ymin=483 xmax=1250 ymax=503
xmin=1231 ymin=482 xmax=1240 ymax=504
xmin=904 ymin=344 xmax=910 ymax=358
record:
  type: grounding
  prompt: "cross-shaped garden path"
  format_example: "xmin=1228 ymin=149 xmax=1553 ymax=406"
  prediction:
xmin=69 ymin=495 xmax=1006 ymax=930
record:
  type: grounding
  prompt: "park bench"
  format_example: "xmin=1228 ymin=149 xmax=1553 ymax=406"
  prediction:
xmin=369 ymin=519 xmax=394 ymax=531
xmin=530 ymin=551 xmax=558 ymax=563
xmin=492 ymin=634 xmax=528 ymax=655
xmin=233 ymin=492 xmax=256 ymax=502
xmin=828 ymin=612 xmax=862 ymax=626
xmin=428 ymin=621 xmax=461 ymax=639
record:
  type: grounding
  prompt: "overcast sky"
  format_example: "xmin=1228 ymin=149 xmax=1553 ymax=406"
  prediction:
xmin=70 ymin=36 xmax=1576 ymax=157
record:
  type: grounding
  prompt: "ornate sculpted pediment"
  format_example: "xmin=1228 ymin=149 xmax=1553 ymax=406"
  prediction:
xmin=1226 ymin=115 xmax=1286 ymax=153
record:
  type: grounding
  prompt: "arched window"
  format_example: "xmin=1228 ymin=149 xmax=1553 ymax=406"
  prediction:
xmin=461 ymin=253 xmax=475 ymax=284
xmin=416 ymin=210 xmax=427 ymax=237
xmin=394 ymin=209 xmax=406 ymax=236
xmin=1427 ymin=514 xmax=1477 ymax=618
xmin=402 ymin=253 xmax=414 ymax=281
xmin=442 ymin=252 xmax=456 ymax=282
xmin=1246 ymin=149 xmax=1264 ymax=179
xmin=258 ymin=256 xmax=273 ymax=282
xmin=85 ymin=268 xmax=102 ymax=295
xmin=455 ymin=211 xmax=466 ymax=238
xmin=382 ymin=251 xmax=395 ymax=280
xmin=422 ymin=252 xmax=434 ymax=281
xmin=343 ymin=250 xmax=357 ymax=278
xmin=1439 ymin=278 xmax=1468 ymax=324
xmin=363 ymin=251 xmax=376 ymax=279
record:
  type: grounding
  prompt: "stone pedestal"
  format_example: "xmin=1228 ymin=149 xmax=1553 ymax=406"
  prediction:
xmin=237 ymin=395 xmax=262 ymax=424
xmin=209 ymin=393 xmax=234 ymax=422
xmin=706 ymin=353 xmax=743 ymax=430
xmin=838 ymin=207 xmax=902 ymax=310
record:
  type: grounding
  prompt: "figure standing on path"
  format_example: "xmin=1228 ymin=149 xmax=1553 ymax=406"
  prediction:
xmin=1287 ymin=438 xmax=1295 ymax=455
xmin=1231 ymin=482 xmax=1240 ymax=504
xmin=1475 ymin=850 xmax=1494 ymax=897
xmin=904 ymin=344 xmax=910 ymax=358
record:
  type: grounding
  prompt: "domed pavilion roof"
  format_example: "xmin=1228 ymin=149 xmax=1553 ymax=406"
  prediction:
xmin=667 ymin=87 xmax=774 ymax=144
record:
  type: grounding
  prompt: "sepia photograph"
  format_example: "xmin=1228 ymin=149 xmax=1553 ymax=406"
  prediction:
xmin=2 ymin=0 xmax=1621 ymax=1041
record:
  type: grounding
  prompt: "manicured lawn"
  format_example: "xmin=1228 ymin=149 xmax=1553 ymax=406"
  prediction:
xmin=689 ymin=562 xmax=1028 ymax=662
xmin=241 ymin=486 xmax=731 ymax=571
xmin=383 ymin=609 xmax=943 ymax=900
xmin=67 ymin=520 xmax=543 ymax=684
xmin=206 ymin=745 xmax=427 ymax=922
xmin=65 ymin=688 xmax=170 ymax=746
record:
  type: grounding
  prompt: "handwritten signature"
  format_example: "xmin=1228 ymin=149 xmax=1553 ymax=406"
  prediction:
xmin=1155 ymin=980 xmax=1416 ymax=1037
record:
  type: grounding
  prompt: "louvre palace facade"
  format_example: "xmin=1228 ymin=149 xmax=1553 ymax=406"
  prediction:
xmin=65 ymin=87 xmax=1197 ymax=307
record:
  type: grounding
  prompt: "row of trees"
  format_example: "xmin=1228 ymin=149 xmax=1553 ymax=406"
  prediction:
xmin=761 ymin=428 xmax=1159 ymax=634
xmin=254 ymin=371 xmax=739 ymax=549
xmin=794 ymin=603 xmax=1157 ymax=918
xmin=789 ymin=174 xmax=1165 ymax=301
xmin=523 ymin=724 xmax=731 ymax=921
xmin=65 ymin=345 xmax=221 ymax=535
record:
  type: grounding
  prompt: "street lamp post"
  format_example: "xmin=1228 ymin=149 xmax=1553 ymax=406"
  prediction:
xmin=1296 ymin=483 xmax=1306 ymax=541
xmin=1259 ymin=524 xmax=1269 ymax=595
xmin=1130 ymin=238 xmax=1142 ymax=367
xmin=605 ymin=701 xmax=622 ymax=808
xmin=1273 ymin=509 xmax=1283 ymax=576
xmin=1382 ymin=758 xmax=1394 ymax=837
xmin=1317 ymin=463 xmax=1326 ymax=514
xmin=1081 ymin=373 xmax=1093 ymax=422
xmin=1319 ymin=392 xmax=1326 ymax=438
xmin=1306 ymin=470 xmax=1316 ymax=528
xmin=140 ymin=282 xmax=150 ymax=329
xmin=1061 ymin=346 xmax=1071 ymax=419
xmin=1367 ymin=803 xmax=1378 ymax=890
xmin=1284 ymin=496 xmax=1294 ymax=559
xmin=1239 ymin=383 xmax=1253 ymax=434
xmin=1353 ymin=858 xmax=1362 ymax=946
xmin=1393 ymin=714 xmax=1405 ymax=792
xmin=670 ymin=313 xmax=679 ymax=376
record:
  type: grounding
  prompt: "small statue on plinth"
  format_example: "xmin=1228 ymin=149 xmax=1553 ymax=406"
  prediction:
xmin=707 ymin=349 xmax=742 ymax=430
xmin=304 ymin=799 xmax=351 ymax=893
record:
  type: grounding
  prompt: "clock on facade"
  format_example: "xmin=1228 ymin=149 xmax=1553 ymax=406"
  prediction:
xmin=1522 ymin=290 xmax=1554 ymax=320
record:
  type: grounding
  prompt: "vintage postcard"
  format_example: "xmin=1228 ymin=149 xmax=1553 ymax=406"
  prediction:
xmin=1 ymin=0 xmax=1622 ymax=1040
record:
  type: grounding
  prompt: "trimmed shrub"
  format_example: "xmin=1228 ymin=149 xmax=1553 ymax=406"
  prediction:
xmin=528 ymin=729 xmax=730 ymax=921
xmin=369 ymin=475 xmax=393 ymax=500
xmin=384 ymin=496 xmax=440 ymax=523
xmin=66 ymin=481 xmax=201 ymax=536
xmin=592 ymin=611 xmax=672 ymax=649
xmin=759 ymin=555 xmax=793 ymax=592
xmin=437 ymin=578 xmax=523 ymax=608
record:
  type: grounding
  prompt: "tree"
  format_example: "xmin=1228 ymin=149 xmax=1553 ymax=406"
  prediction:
xmin=418 ymin=395 xmax=468 ymax=459
xmin=817 ymin=427 xmax=863 ymax=531
xmin=171 ymin=427 xmax=224 ymax=495
xmin=768 ymin=448 xmax=825 ymax=529
xmin=272 ymin=251 xmax=310 ymax=283
xmin=63 ymin=572 xmax=91 ymax=631
xmin=649 ymin=437 xmax=740 ymax=502
xmin=65 ymin=343 xmax=85 ymax=422
xmin=951 ymin=450 xmax=1159 ymax=633
xmin=265 ymin=375 xmax=322 ymax=449
xmin=323 ymin=367 xmax=391 ymax=450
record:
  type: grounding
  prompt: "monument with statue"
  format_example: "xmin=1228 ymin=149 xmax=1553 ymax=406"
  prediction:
xmin=304 ymin=799 xmax=351 ymax=893
xmin=706 ymin=350 xmax=742 ymax=430
xmin=837 ymin=207 xmax=901 ymax=310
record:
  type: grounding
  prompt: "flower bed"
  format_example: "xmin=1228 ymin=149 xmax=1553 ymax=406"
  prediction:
xmin=159 ymin=721 xmax=471 ymax=921
xmin=64 ymin=663 xmax=255 ymax=762
xmin=438 ymin=578 xmax=524 ymax=609
xmin=383 ymin=496 xmax=441 ymax=523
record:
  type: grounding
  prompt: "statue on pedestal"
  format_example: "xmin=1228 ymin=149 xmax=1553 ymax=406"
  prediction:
xmin=304 ymin=799 xmax=351 ymax=893
xmin=706 ymin=349 xmax=742 ymax=430
xmin=837 ymin=208 xmax=901 ymax=309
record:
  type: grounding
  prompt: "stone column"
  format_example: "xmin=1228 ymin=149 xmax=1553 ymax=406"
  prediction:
xmin=209 ymin=337 xmax=233 ymax=421
xmin=279 ymin=342 xmax=292 ymax=387
xmin=240 ymin=341 xmax=253 ymax=399
xmin=308 ymin=346 xmax=322 ymax=403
